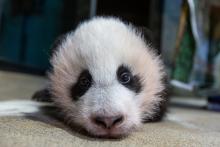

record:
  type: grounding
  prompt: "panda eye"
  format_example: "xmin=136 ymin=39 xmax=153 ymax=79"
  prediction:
xmin=70 ymin=70 xmax=93 ymax=101
xmin=119 ymin=72 xmax=131 ymax=84
xmin=79 ymin=76 xmax=91 ymax=88
xmin=117 ymin=65 xmax=142 ymax=93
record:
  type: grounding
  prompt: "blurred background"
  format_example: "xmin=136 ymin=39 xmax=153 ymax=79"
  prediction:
xmin=0 ymin=0 xmax=220 ymax=111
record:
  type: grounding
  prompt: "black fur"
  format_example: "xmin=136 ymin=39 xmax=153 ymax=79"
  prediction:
xmin=70 ymin=70 xmax=93 ymax=101
xmin=135 ymin=26 xmax=159 ymax=54
xmin=117 ymin=65 xmax=142 ymax=93
xmin=50 ymin=33 xmax=69 ymax=55
xmin=32 ymin=88 xmax=53 ymax=102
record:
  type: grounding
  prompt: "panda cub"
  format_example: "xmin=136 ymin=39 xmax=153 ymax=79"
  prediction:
xmin=33 ymin=17 xmax=168 ymax=138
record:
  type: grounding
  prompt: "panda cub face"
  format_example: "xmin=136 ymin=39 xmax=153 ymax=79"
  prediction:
xmin=49 ymin=17 xmax=165 ymax=138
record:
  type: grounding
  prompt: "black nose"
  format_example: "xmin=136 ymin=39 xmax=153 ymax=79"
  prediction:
xmin=92 ymin=115 xmax=124 ymax=129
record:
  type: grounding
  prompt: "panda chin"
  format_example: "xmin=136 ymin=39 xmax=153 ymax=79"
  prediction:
xmin=86 ymin=126 xmax=133 ymax=139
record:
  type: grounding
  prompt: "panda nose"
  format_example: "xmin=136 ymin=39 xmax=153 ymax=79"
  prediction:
xmin=92 ymin=115 xmax=124 ymax=129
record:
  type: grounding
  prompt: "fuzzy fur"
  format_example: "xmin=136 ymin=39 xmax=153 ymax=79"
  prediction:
xmin=47 ymin=17 xmax=166 ymax=137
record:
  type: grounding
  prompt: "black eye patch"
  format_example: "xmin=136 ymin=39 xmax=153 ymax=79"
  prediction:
xmin=70 ymin=70 xmax=93 ymax=101
xmin=117 ymin=65 xmax=142 ymax=93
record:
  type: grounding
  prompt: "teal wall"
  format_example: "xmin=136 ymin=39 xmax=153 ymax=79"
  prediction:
xmin=0 ymin=0 xmax=63 ymax=70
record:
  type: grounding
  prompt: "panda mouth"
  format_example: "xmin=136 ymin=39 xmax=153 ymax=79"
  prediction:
xmin=70 ymin=125 xmax=127 ymax=139
xmin=85 ymin=122 xmax=139 ymax=139
xmin=89 ymin=128 xmax=130 ymax=139
xmin=95 ymin=133 xmax=128 ymax=139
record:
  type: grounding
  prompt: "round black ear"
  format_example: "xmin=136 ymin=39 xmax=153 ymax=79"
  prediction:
xmin=135 ymin=26 xmax=159 ymax=54
xmin=137 ymin=27 xmax=155 ymax=44
xmin=50 ymin=33 xmax=69 ymax=55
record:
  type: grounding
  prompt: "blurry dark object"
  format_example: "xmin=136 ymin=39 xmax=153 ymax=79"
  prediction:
xmin=0 ymin=0 xmax=163 ymax=74
xmin=96 ymin=0 xmax=163 ymax=52
xmin=172 ymin=2 xmax=196 ymax=83
xmin=213 ymin=52 xmax=220 ymax=91
xmin=0 ymin=60 xmax=45 ymax=75
xmin=208 ymin=95 xmax=220 ymax=112
xmin=208 ymin=5 xmax=220 ymax=87
xmin=206 ymin=5 xmax=220 ymax=112
xmin=61 ymin=0 xmax=90 ymax=33
xmin=170 ymin=0 xmax=212 ymax=96
xmin=0 ymin=0 xmax=63 ymax=72
xmin=161 ymin=0 xmax=182 ymax=68
xmin=196 ymin=3 xmax=220 ymax=97
xmin=11 ymin=0 xmax=44 ymax=16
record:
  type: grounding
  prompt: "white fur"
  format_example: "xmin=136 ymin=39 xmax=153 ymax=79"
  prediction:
xmin=49 ymin=17 xmax=165 ymax=137
xmin=0 ymin=100 xmax=50 ymax=116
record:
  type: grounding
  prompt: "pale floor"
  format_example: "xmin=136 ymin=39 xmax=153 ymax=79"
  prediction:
xmin=0 ymin=70 xmax=220 ymax=147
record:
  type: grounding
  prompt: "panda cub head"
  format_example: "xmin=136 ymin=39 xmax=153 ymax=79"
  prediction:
xmin=49 ymin=17 xmax=166 ymax=138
